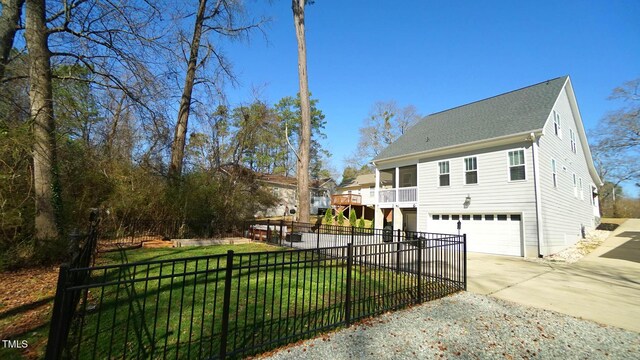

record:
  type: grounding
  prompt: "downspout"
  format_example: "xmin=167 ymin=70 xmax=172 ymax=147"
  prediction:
xmin=531 ymin=133 xmax=544 ymax=258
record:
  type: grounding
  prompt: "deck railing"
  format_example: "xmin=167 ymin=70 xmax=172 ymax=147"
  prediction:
xmin=330 ymin=194 xmax=362 ymax=206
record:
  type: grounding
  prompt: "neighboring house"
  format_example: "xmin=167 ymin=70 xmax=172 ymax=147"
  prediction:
xmin=372 ymin=76 xmax=602 ymax=258
xmin=256 ymin=174 xmax=336 ymax=218
xmin=331 ymin=174 xmax=378 ymax=220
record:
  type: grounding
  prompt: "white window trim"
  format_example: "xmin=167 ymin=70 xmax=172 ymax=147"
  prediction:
xmin=553 ymin=110 xmax=562 ymax=138
xmin=572 ymin=173 xmax=577 ymax=198
xmin=438 ymin=161 xmax=450 ymax=187
xmin=464 ymin=157 xmax=478 ymax=185
xmin=579 ymin=177 xmax=584 ymax=200
xmin=551 ymin=159 xmax=558 ymax=188
xmin=507 ymin=149 xmax=526 ymax=182
xmin=570 ymin=129 xmax=577 ymax=154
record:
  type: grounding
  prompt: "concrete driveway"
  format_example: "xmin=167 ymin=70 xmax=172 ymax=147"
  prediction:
xmin=467 ymin=219 xmax=640 ymax=333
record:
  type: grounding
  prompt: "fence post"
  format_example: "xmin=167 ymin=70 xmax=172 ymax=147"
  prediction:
xmin=417 ymin=241 xmax=422 ymax=304
xmin=280 ymin=220 xmax=284 ymax=246
xmin=45 ymin=264 xmax=70 ymax=360
xmin=345 ymin=243 xmax=353 ymax=326
xmin=396 ymin=229 xmax=401 ymax=272
xmin=350 ymin=226 xmax=354 ymax=244
xmin=316 ymin=224 xmax=320 ymax=250
xmin=220 ymin=250 xmax=235 ymax=359
xmin=266 ymin=219 xmax=271 ymax=242
xmin=463 ymin=234 xmax=467 ymax=291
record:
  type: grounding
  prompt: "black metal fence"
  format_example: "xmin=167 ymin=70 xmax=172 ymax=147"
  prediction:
xmin=46 ymin=221 xmax=466 ymax=360
xmin=97 ymin=218 xmax=243 ymax=249
xmin=45 ymin=212 xmax=100 ymax=360
xmin=245 ymin=219 xmax=461 ymax=250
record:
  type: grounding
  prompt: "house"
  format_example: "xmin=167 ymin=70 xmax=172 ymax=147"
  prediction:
xmin=372 ymin=76 xmax=602 ymax=258
xmin=256 ymin=174 xmax=336 ymax=218
xmin=331 ymin=173 xmax=379 ymax=220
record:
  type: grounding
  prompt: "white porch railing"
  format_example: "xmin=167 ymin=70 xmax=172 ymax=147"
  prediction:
xmin=378 ymin=187 xmax=417 ymax=203
xmin=398 ymin=187 xmax=417 ymax=202
xmin=378 ymin=189 xmax=396 ymax=203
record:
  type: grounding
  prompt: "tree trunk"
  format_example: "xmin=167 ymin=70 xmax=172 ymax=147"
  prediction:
xmin=0 ymin=0 xmax=25 ymax=79
xmin=292 ymin=0 xmax=311 ymax=223
xmin=168 ymin=0 xmax=208 ymax=181
xmin=25 ymin=0 xmax=60 ymax=240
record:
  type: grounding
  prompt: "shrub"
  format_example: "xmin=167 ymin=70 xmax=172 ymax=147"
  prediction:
xmin=357 ymin=218 xmax=365 ymax=228
xmin=337 ymin=211 xmax=345 ymax=226
xmin=349 ymin=209 xmax=357 ymax=226
xmin=323 ymin=208 xmax=333 ymax=225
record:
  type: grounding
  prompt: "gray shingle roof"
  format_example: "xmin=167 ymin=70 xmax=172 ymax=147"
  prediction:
xmin=373 ymin=76 xmax=568 ymax=162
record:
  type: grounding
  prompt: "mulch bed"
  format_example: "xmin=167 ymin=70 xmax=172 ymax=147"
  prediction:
xmin=0 ymin=266 xmax=60 ymax=359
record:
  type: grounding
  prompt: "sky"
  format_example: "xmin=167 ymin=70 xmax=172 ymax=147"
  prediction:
xmin=220 ymin=0 xmax=640 ymax=195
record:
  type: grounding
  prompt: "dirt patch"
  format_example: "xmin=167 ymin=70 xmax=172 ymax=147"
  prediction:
xmin=0 ymin=266 xmax=60 ymax=359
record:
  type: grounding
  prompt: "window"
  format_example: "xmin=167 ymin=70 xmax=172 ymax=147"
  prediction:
xmin=553 ymin=110 xmax=562 ymax=137
xmin=485 ymin=215 xmax=494 ymax=221
xmin=369 ymin=187 xmax=374 ymax=197
xmin=462 ymin=215 xmax=470 ymax=220
xmin=473 ymin=215 xmax=482 ymax=220
xmin=452 ymin=215 xmax=460 ymax=220
xmin=497 ymin=215 xmax=508 ymax=221
xmin=432 ymin=214 xmax=440 ymax=220
xmin=438 ymin=161 xmax=450 ymax=186
xmin=442 ymin=215 xmax=450 ymax=220
xmin=570 ymin=129 xmax=577 ymax=153
xmin=551 ymin=159 xmax=558 ymax=188
xmin=508 ymin=150 xmax=526 ymax=181
xmin=579 ymin=178 xmax=583 ymax=200
xmin=511 ymin=214 xmax=522 ymax=221
xmin=464 ymin=157 xmax=478 ymax=184
xmin=573 ymin=173 xmax=577 ymax=197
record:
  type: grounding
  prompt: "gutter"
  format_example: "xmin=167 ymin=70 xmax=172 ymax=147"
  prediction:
xmin=374 ymin=129 xmax=545 ymax=166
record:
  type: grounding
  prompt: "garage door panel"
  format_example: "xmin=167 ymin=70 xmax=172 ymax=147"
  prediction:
xmin=427 ymin=214 xmax=522 ymax=256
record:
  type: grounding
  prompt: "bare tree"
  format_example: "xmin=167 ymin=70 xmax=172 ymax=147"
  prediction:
xmin=168 ymin=0 xmax=267 ymax=180
xmin=25 ymin=0 xmax=59 ymax=240
xmin=348 ymin=100 xmax=422 ymax=169
xmin=0 ymin=0 xmax=25 ymax=80
xmin=592 ymin=78 xmax=640 ymax=213
xmin=292 ymin=0 xmax=311 ymax=222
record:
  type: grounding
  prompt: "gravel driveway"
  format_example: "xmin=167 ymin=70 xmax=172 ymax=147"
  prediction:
xmin=260 ymin=292 xmax=639 ymax=359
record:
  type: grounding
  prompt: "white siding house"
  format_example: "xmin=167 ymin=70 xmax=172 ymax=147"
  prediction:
xmin=372 ymin=76 xmax=602 ymax=258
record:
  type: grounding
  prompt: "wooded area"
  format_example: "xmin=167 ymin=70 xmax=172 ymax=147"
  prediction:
xmin=0 ymin=0 xmax=331 ymax=269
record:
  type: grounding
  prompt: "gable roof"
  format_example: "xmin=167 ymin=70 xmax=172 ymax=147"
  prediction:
xmin=338 ymin=174 xmax=376 ymax=189
xmin=374 ymin=76 xmax=569 ymax=162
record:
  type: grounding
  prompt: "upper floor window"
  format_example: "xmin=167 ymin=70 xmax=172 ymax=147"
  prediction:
xmin=570 ymin=129 xmax=577 ymax=153
xmin=579 ymin=177 xmax=583 ymax=200
xmin=369 ymin=187 xmax=374 ymax=197
xmin=508 ymin=150 xmax=526 ymax=181
xmin=572 ymin=173 xmax=577 ymax=197
xmin=551 ymin=159 xmax=558 ymax=188
xmin=438 ymin=161 xmax=450 ymax=186
xmin=464 ymin=157 xmax=478 ymax=184
xmin=553 ymin=110 xmax=562 ymax=138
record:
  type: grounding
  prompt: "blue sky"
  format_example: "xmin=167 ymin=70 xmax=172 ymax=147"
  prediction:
xmin=221 ymin=0 xmax=639 ymax=195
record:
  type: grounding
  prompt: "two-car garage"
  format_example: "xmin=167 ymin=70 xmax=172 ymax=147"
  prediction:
xmin=426 ymin=213 xmax=523 ymax=256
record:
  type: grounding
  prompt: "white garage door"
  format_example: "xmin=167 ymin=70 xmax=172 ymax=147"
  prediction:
xmin=427 ymin=214 xmax=523 ymax=256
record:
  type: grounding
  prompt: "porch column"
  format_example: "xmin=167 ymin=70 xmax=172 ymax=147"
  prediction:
xmin=374 ymin=168 xmax=383 ymax=228
xmin=395 ymin=167 xmax=400 ymax=201
xmin=393 ymin=206 xmax=403 ymax=232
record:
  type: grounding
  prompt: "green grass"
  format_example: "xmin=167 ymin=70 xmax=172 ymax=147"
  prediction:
xmin=66 ymin=244 xmax=457 ymax=359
